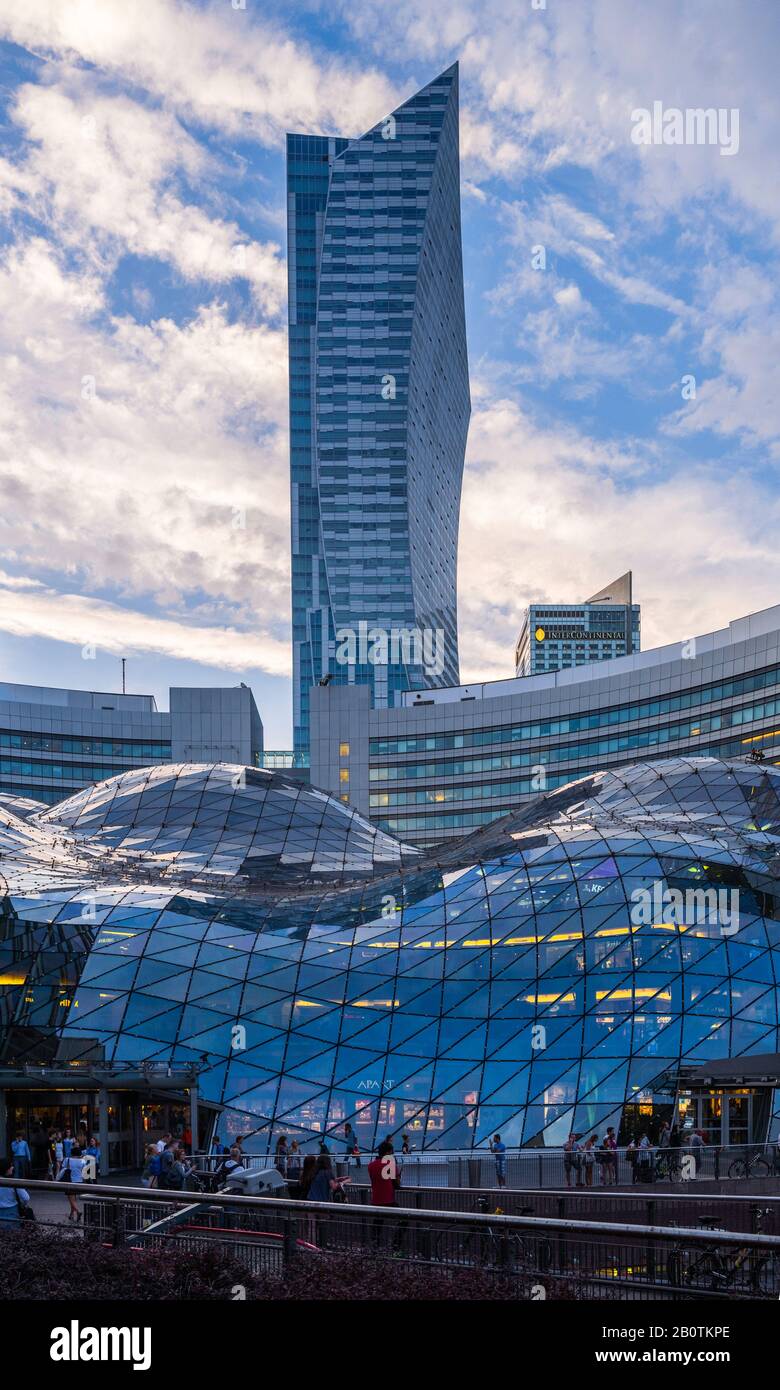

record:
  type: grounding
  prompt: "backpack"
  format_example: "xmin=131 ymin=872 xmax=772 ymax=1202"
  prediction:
xmin=214 ymin=1158 xmax=237 ymax=1187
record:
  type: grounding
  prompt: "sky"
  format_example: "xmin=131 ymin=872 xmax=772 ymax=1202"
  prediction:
xmin=0 ymin=0 xmax=778 ymax=747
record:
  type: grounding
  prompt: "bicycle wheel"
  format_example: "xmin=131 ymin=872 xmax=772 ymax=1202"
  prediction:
xmin=751 ymin=1256 xmax=777 ymax=1297
xmin=690 ymin=1253 xmax=726 ymax=1291
xmin=728 ymin=1159 xmax=748 ymax=1179
xmin=752 ymin=1157 xmax=771 ymax=1179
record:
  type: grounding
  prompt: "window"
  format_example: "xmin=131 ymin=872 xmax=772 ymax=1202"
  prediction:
xmin=339 ymin=742 xmax=350 ymax=757
xmin=339 ymin=769 xmax=349 ymax=783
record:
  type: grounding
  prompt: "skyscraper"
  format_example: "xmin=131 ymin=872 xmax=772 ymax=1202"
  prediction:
xmin=287 ymin=64 xmax=470 ymax=758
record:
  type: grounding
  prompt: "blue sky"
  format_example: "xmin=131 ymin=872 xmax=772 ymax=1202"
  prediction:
xmin=0 ymin=0 xmax=778 ymax=746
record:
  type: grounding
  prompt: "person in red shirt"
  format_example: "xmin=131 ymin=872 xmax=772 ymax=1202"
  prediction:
xmin=368 ymin=1139 xmax=400 ymax=1207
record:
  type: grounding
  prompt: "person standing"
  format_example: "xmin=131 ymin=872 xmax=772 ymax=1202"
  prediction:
xmin=637 ymin=1132 xmax=654 ymax=1183
xmin=169 ymin=1147 xmax=198 ymax=1191
xmin=11 ymin=1133 xmax=31 ymax=1180
xmin=563 ymin=1132 xmax=583 ymax=1189
xmin=489 ymin=1133 xmax=507 ymax=1188
xmin=0 ymin=1159 xmax=31 ymax=1229
xmin=582 ymin=1134 xmax=599 ymax=1187
xmin=274 ymin=1135 xmax=289 ymax=1177
xmin=306 ymin=1154 xmax=341 ymax=1203
xmin=84 ymin=1136 xmax=100 ymax=1166
xmin=689 ymin=1128 xmax=705 ymax=1179
xmin=62 ymin=1127 xmax=75 ymax=1160
xmin=287 ymin=1140 xmax=302 ymax=1183
xmin=157 ymin=1137 xmax=177 ymax=1190
xmin=344 ymin=1122 xmax=361 ymax=1168
xmin=48 ymin=1130 xmax=64 ymax=1178
xmin=57 ymin=1144 xmax=86 ymax=1222
xmin=295 ymin=1154 xmax=317 ymax=1199
xmin=601 ymin=1127 xmax=618 ymax=1185
xmin=368 ymin=1140 xmax=400 ymax=1208
xmin=214 ymin=1146 xmax=245 ymax=1190
xmin=142 ymin=1144 xmax=159 ymax=1188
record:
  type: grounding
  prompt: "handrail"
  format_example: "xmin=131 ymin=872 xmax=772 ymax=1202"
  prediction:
xmin=3 ymin=1175 xmax=780 ymax=1247
xmin=194 ymin=1140 xmax=780 ymax=1160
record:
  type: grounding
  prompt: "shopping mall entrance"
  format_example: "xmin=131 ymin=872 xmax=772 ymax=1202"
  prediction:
xmin=0 ymin=1063 xmax=219 ymax=1175
xmin=674 ymin=1056 xmax=780 ymax=1147
xmin=676 ymin=1085 xmax=772 ymax=1146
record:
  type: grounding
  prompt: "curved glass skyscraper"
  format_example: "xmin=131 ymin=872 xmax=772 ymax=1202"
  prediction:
xmin=287 ymin=64 xmax=471 ymax=757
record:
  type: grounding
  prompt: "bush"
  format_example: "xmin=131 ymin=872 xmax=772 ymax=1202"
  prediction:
xmin=0 ymin=1228 xmax=571 ymax=1300
xmin=0 ymin=1226 xmax=261 ymax=1301
xmin=248 ymin=1249 xmax=562 ymax=1300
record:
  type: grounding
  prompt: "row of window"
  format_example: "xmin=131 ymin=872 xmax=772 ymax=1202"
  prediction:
xmin=0 ymin=757 xmax=150 ymax=783
xmin=370 ymin=700 xmax=780 ymax=783
xmin=372 ymin=728 xmax=778 ymax=835
xmin=369 ymin=663 xmax=780 ymax=756
xmin=0 ymin=730 xmax=171 ymax=759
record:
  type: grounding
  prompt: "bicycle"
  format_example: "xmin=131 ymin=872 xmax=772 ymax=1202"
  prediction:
xmin=468 ymin=1200 xmax=553 ymax=1273
xmin=667 ymin=1213 xmax=776 ymax=1296
xmin=653 ymin=1151 xmax=683 ymax=1184
xmin=728 ymin=1148 xmax=772 ymax=1180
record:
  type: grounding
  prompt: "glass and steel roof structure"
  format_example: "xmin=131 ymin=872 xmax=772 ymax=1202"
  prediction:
xmin=1 ymin=756 xmax=779 ymax=1150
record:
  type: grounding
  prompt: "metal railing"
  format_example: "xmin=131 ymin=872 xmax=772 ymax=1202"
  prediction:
xmin=196 ymin=1142 xmax=780 ymax=1191
xmin=3 ymin=1175 xmax=780 ymax=1301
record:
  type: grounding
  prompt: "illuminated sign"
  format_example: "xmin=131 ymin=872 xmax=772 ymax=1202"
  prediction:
xmin=535 ymin=628 xmax=623 ymax=642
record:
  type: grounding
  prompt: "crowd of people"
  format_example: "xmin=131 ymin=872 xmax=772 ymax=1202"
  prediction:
xmin=4 ymin=1127 xmax=102 ymax=1224
xmin=562 ymin=1122 xmax=711 ymax=1187
xmin=141 ymin=1133 xmax=203 ymax=1191
xmin=10 ymin=1126 xmax=100 ymax=1181
xmin=201 ymin=1126 xmax=408 ymax=1209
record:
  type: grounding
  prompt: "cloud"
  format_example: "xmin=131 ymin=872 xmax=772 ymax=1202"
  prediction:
xmin=0 ymin=237 xmax=292 ymax=672
xmin=0 ymin=0 xmax=402 ymax=143
xmin=0 ymin=579 xmax=291 ymax=674
xmin=9 ymin=82 xmax=286 ymax=313
xmin=1 ymin=0 xmax=778 ymax=717
xmin=457 ymin=385 xmax=780 ymax=682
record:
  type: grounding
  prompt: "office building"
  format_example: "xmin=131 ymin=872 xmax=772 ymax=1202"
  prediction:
xmin=515 ymin=572 xmax=640 ymax=678
xmin=310 ymin=601 xmax=780 ymax=846
xmin=0 ymin=680 xmax=263 ymax=804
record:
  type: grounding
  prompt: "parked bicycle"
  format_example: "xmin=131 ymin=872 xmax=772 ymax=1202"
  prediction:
xmin=464 ymin=1198 xmax=553 ymax=1273
xmin=667 ymin=1212 xmax=776 ymax=1296
xmin=728 ymin=1148 xmax=772 ymax=1180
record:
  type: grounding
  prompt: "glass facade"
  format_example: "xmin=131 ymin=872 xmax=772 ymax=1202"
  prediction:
xmin=515 ymin=574 xmax=640 ymax=677
xmin=366 ymin=663 xmax=780 ymax=841
xmin=516 ymin=602 xmax=641 ymax=676
xmin=288 ymin=64 xmax=470 ymax=756
xmin=2 ymin=756 xmax=780 ymax=1152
